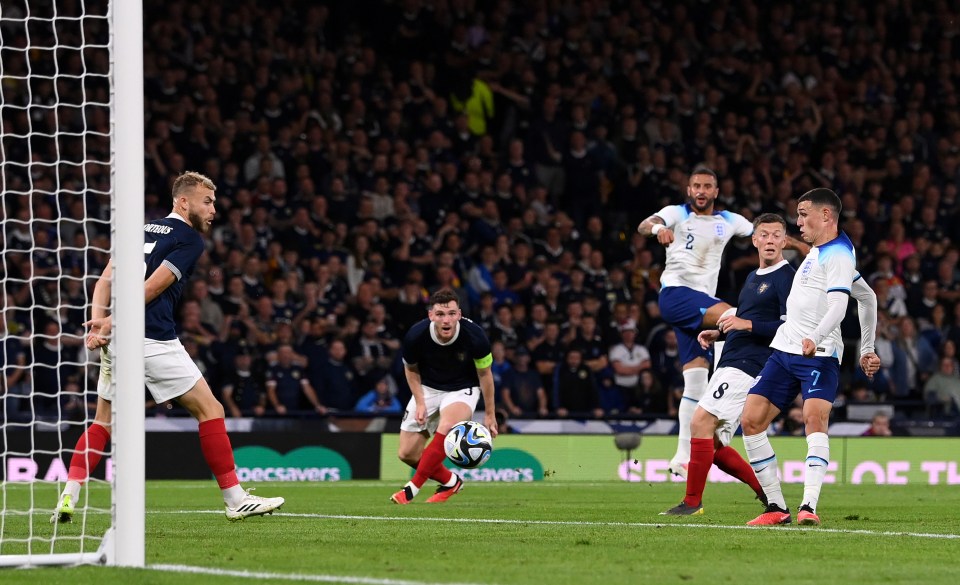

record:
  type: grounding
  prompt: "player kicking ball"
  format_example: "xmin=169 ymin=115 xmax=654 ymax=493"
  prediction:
xmin=53 ymin=172 xmax=283 ymax=524
xmin=391 ymin=289 xmax=499 ymax=504
xmin=741 ymin=188 xmax=881 ymax=527
xmin=661 ymin=214 xmax=795 ymax=516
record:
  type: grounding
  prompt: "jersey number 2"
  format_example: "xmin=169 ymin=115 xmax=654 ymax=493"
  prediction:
xmin=685 ymin=234 xmax=695 ymax=250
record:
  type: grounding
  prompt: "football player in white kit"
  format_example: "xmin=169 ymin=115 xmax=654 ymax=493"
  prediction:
xmin=637 ymin=167 xmax=754 ymax=478
xmin=741 ymin=188 xmax=881 ymax=527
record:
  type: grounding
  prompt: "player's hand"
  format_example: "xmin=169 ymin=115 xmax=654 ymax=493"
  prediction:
xmin=656 ymin=227 xmax=675 ymax=246
xmin=83 ymin=316 xmax=113 ymax=350
xmin=314 ymin=403 xmax=328 ymax=415
xmin=415 ymin=402 xmax=426 ymax=426
xmin=484 ymin=412 xmax=499 ymax=438
xmin=698 ymin=329 xmax=720 ymax=349
xmin=859 ymin=352 xmax=881 ymax=380
xmin=275 ymin=404 xmax=288 ymax=415
xmin=801 ymin=338 xmax=816 ymax=357
xmin=717 ymin=315 xmax=751 ymax=333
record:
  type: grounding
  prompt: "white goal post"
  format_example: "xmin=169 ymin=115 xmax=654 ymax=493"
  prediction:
xmin=0 ymin=0 xmax=144 ymax=568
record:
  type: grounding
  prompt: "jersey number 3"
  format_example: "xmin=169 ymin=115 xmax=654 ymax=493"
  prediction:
xmin=143 ymin=242 xmax=156 ymax=276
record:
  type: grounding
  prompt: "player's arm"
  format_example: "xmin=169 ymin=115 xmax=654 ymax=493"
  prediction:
xmin=403 ymin=362 xmax=426 ymax=425
xmin=84 ymin=260 xmax=113 ymax=349
xmin=803 ymin=252 xmax=856 ymax=357
xmin=851 ymin=274 xmax=881 ymax=379
xmin=476 ymin=363 xmax=499 ymax=438
xmin=637 ymin=213 xmax=674 ymax=245
xmin=145 ymin=264 xmax=177 ymax=304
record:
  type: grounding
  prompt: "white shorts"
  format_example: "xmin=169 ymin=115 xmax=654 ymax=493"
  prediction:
xmin=400 ymin=384 xmax=481 ymax=435
xmin=97 ymin=338 xmax=203 ymax=404
xmin=697 ymin=367 xmax=756 ymax=447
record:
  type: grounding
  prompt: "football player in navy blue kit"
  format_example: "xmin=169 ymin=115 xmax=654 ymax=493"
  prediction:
xmin=391 ymin=289 xmax=499 ymax=504
xmin=661 ymin=214 xmax=797 ymax=516
xmin=53 ymin=172 xmax=284 ymax=523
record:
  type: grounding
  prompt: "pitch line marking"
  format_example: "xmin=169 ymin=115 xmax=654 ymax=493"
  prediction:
xmin=149 ymin=564 xmax=492 ymax=585
xmin=157 ymin=510 xmax=960 ymax=540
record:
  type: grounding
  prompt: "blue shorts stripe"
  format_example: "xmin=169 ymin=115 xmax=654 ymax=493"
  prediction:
xmin=806 ymin=456 xmax=829 ymax=466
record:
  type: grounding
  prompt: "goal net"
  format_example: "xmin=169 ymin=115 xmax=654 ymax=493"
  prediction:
xmin=0 ymin=0 xmax=143 ymax=567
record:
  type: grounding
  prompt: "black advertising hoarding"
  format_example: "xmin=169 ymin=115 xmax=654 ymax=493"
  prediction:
xmin=0 ymin=432 xmax=381 ymax=481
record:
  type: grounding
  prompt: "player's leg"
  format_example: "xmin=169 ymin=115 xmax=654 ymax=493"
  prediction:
xmin=176 ymin=377 xmax=284 ymax=520
xmin=392 ymin=386 xmax=445 ymax=503
xmin=795 ymin=357 xmax=840 ymax=526
xmin=658 ymin=287 xmax=730 ymax=478
xmin=741 ymin=354 xmax=797 ymax=525
xmin=661 ymin=404 xmax=714 ymax=515
xmin=704 ymin=368 xmax=764 ymax=504
xmin=53 ymin=349 xmax=115 ymax=523
xmin=397 ymin=429 xmax=428 ymax=469
xmin=423 ymin=397 xmax=476 ymax=503
xmin=150 ymin=338 xmax=281 ymax=520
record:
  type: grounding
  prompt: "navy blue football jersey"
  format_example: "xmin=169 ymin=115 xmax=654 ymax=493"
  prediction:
xmin=143 ymin=214 xmax=204 ymax=341
xmin=402 ymin=318 xmax=493 ymax=391
xmin=717 ymin=260 xmax=794 ymax=377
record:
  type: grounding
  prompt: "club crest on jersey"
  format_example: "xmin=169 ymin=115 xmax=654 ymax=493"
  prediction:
xmin=456 ymin=352 xmax=466 ymax=362
xmin=758 ymin=282 xmax=769 ymax=294
xmin=714 ymin=224 xmax=725 ymax=237
xmin=800 ymin=260 xmax=813 ymax=284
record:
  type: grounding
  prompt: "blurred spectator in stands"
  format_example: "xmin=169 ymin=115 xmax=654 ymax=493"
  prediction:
xmin=924 ymin=356 xmax=960 ymax=416
xmin=533 ymin=320 xmax=565 ymax=400
xmin=553 ymin=348 xmax=603 ymax=419
xmin=608 ymin=320 xmax=651 ymax=414
xmin=625 ymin=369 xmax=669 ymax=416
xmin=221 ymin=347 xmax=265 ymax=418
xmin=501 ymin=346 xmax=548 ymax=417
xmin=354 ymin=374 xmax=402 ymax=414
xmin=895 ymin=317 xmax=938 ymax=397
xmin=349 ymin=318 xmax=394 ymax=392
xmin=266 ymin=344 xmax=325 ymax=416
xmin=862 ymin=412 xmax=894 ymax=437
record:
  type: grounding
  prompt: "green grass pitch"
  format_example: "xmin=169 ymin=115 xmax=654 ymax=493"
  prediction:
xmin=1 ymin=480 xmax=958 ymax=584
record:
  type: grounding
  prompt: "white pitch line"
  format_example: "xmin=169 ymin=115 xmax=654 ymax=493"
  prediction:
xmin=155 ymin=510 xmax=960 ymax=540
xmin=149 ymin=563 xmax=493 ymax=585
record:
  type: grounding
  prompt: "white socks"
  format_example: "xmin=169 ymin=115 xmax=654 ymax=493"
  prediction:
xmin=802 ymin=432 xmax=830 ymax=512
xmin=223 ymin=484 xmax=246 ymax=508
xmin=743 ymin=432 xmax=786 ymax=510
xmin=404 ymin=481 xmax=421 ymax=498
xmin=62 ymin=480 xmax=81 ymax=502
xmin=441 ymin=474 xmax=458 ymax=487
xmin=674 ymin=367 xmax=709 ymax=463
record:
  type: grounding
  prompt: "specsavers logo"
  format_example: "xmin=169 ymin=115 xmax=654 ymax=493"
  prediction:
xmin=446 ymin=448 xmax=544 ymax=482
xmin=234 ymin=446 xmax=352 ymax=482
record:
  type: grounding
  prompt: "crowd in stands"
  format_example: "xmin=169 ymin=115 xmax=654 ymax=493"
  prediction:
xmin=3 ymin=0 xmax=960 ymax=427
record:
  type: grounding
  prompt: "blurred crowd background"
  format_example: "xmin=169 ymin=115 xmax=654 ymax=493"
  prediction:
xmin=2 ymin=0 xmax=960 ymax=433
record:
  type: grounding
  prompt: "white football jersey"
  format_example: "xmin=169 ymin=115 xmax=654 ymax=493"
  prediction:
xmin=770 ymin=232 xmax=857 ymax=360
xmin=656 ymin=204 xmax=754 ymax=296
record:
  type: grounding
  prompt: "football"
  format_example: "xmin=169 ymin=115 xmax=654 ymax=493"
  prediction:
xmin=443 ymin=420 xmax=493 ymax=469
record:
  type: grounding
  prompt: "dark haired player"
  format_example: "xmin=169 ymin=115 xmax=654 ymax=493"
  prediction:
xmin=742 ymin=189 xmax=881 ymax=526
xmin=391 ymin=289 xmax=499 ymax=504
xmin=637 ymin=167 xmax=754 ymax=478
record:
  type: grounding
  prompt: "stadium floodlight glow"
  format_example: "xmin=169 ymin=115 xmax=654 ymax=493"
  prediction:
xmin=0 ymin=0 xmax=144 ymax=568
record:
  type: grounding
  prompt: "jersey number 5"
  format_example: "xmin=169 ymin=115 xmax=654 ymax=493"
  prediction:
xmin=143 ymin=242 xmax=156 ymax=276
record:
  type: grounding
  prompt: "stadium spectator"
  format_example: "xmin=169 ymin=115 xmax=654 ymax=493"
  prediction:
xmin=553 ymin=348 xmax=603 ymax=419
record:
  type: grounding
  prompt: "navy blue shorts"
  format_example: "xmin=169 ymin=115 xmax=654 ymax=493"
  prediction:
xmin=747 ymin=350 xmax=840 ymax=411
xmin=659 ymin=286 xmax=722 ymax=365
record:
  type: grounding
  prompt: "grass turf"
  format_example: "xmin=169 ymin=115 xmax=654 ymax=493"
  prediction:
xmin=1 ymin=480 xmax=958 ymax=584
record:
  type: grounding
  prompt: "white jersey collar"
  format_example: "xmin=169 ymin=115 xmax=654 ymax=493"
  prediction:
xmin=430 ymin=321 xmax=461 ymax=345
xmin=166 ymin=212 xmax=189 ymax=224
xmin=756 ymin=259 xmax=789 ymax=275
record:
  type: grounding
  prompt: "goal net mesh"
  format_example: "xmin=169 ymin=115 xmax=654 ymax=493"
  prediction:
xmin=1 ymin=0 xmax=113 ymax=564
